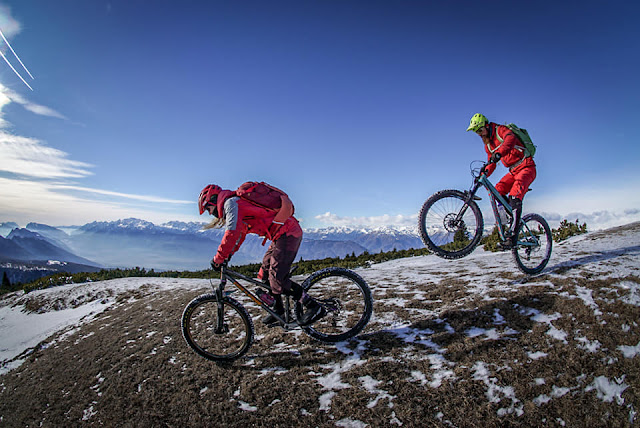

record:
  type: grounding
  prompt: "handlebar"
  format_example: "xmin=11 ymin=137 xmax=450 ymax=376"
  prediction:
xmin=471 ymin=157 xmax=500 ymax=181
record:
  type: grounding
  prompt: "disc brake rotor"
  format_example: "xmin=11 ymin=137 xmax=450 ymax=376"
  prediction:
xmin=443 ymin=213 xmax=465 ymax=233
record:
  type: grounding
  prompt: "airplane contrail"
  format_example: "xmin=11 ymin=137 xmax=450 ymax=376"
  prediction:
xmin=0 ymin=50 xmax=33 ymax=91
xmin=0 ymin=28 xmax=34 ymax=80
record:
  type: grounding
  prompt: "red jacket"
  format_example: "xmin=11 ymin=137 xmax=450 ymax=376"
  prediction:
xmin=212 ymin=190 xmax=303 ymax=264
xmin=484 ymin=123 xmax=535 ymax=176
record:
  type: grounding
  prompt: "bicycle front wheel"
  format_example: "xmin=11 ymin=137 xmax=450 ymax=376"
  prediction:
xmin=512 ymin=213 xmax=553 ymax=275
xmin=299 ymin=267 xmax=373 ymax=343
xmin=418 ymin=189 xmax=484 ymax=259
xmin=181 ymin=294 xmax=254 ymax=362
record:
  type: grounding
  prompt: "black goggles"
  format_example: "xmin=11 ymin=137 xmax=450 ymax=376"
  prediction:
xmin=204 ymin=194 xmax=218 ymax=212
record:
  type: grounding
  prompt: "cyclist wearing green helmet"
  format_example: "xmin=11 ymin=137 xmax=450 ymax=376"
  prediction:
xmin=466 ymin=113 xmax=488 ymax=133
xmin=466 ymin=113 xmax=537 ymax=248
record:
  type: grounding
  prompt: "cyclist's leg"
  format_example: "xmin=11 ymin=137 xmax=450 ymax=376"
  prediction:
xmin=508 ymin=166 xmax=537 ymax=243
xmin=258 ymin=244 xmax=273 ymax=282
xmin=260 ymin=241 xmax=285 ymax=324
xmin=267 ymin=231 xmax=325 ymax=325
xmin=267 ymin=233 xmax=302 ymax=296
xmin=495 ymin=172 xmax=515 ymax=199
xmin=260 ymin=233 xmax=302 ymax=324
xmin=508 ymin=166 xmax=536 ymax=201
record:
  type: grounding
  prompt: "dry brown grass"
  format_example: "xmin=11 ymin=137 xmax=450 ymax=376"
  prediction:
xmin=1 ymin=228 xmax=639 ymax=427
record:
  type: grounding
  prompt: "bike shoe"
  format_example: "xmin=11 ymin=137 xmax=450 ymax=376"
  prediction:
xmin=299 ymin=300 xmax=327 ymax=326
xmin=498 ymin=235 xmax=518 ymax=251
xmin=497 ymin=241 xmax=513 ymax=251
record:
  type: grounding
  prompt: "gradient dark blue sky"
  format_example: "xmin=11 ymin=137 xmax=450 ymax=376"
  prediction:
xmin=1 ymin=0 xmax=639 ymax=229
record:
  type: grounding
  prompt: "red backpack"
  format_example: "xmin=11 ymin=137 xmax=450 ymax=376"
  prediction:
xmin=235 ymin=182 xmax=295 ymax=215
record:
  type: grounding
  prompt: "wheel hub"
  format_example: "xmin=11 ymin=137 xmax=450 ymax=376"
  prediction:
xmin=443 ymin=213 xmax=465 ymax=233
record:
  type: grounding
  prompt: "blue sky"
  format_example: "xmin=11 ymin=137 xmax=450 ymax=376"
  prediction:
xmin=0 ymin=0 xmax=639 ymax=231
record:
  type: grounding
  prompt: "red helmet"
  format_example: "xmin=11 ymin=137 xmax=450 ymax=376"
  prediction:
xmin=198 ymin=184 xmax=222 ymax=215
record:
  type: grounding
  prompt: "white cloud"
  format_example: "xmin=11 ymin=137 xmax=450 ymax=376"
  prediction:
xmin=0 ymin=86 xmax=66 ymax=120
xmin=315 ymin=173 xmax=640 ymax=232
xmin=538 ymin=209 xmax=640 ymax=231
xmin=53 ymin=184 xmax=192 ymax=204
xmin=0 ymin=82 xmax=194 ymax=226
xmin=0 ymin=177 xmax=196 ymax=226
xmin=0 ymin=5 xmax=21 ymax=41
xmin=525 ymin=176 xmax=640 ymax=230
xmin=0 ymin=131 xmax=93 ymax=178
xmin=528 ymin=182 xmax=640 ymax=216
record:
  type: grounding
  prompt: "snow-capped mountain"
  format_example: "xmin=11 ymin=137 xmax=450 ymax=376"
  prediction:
xmin=0 ymin=222 xmax=19 ymax=238
xmin=0 ymin=228 xmax=103 ymax=285
xmin=304 ymin=226 xmax=423 ymax=253
xmin=0 ymin=218 xmax=426 ymax=273
xmin=5 ymin=229 xmax=100 ymax=267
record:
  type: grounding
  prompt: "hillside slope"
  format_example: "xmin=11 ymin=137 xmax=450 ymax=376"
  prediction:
xmin=0 ymin=223 xmax=639 ymax=426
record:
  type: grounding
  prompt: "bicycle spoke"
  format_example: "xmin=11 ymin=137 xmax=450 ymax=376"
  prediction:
xmin=182 ymin=295 xmax=253 ymax=362
xmin=301 ymin=268 xmax=372 ymax=343
xmin=419 ymin=190 xmax=484 ymax=259
xmin=512 ymin=213 xmax=553 ymax=275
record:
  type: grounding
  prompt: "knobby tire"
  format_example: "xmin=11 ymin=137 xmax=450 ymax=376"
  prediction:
xmin=181 ymin=294 xmax=254 ymax=362
xmin=298 ymin=267 xmax=373 ymax=343
xmin=418 ymin=189 xmax=484 ymax=259
xmin=511 ymin=213 xmax=553 ymax=275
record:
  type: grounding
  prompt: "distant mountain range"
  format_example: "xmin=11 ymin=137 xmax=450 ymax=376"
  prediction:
xmin=0 ymin=219 xmax=425 ymax=284
xmin=0 ymin=225 xmax=103 ymax=286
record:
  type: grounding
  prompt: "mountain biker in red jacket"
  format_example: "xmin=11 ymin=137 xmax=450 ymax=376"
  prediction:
xmin=198 ymin=184 xmax=325 ymax=326
xmin=466 ymin=113 xmax=537 ymax=247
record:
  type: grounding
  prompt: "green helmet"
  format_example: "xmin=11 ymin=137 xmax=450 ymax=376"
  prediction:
xmin=466 ymin=113 xmax=488 ymax=132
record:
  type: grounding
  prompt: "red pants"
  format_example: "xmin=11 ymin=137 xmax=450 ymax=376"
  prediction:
xmin=259 ymin=233 xmax=302 ymax=295
xmin=495 ymin=165 xmax=536 ymax=200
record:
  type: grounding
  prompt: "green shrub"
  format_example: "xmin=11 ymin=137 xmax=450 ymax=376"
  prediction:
xmin=552 ymin=219 xmax=587 ymax=242
xmin=481 ymin=227 xmax=502 ymax=252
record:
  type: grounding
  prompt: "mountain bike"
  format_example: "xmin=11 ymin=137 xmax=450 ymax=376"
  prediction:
xmin=181 ymin=263 xmax=373 ymax=362
xmin=418 ymin=160 xmax=552 ymax=274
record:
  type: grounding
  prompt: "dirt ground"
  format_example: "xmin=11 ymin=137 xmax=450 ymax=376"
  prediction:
xmin=1 ymin=225 xmax=639 ymax=427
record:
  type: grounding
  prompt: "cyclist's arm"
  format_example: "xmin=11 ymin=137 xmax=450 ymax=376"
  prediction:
xmin=213 ymin=198 xmax=247 ymax=264
xmin=495 ymin=126 xmax=518 ymax=157
xmin=484 ymin=147 xmax=497 ymax=176
xmin=485 ymin=126 xmax=519 ymax=176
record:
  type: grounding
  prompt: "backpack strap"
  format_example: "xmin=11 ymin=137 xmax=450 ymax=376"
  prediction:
xmin=509 ymin=157 xmax=526 ymax=172
xmin=488 ymin=124 xmax=505 ymax=154
xmin=496 ymin=124 xmax=528 ymax=157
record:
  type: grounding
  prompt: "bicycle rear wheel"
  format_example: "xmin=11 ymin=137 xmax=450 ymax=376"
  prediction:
xmin=418 ymin=189 xmax=484 ymax=259
xmin=182 ymin=294 xmax=254 ymax=362
xmin=512 ymin=213 xmax=553 ymax=275
xmin=299 ymin=267 xmax=373 ymax=343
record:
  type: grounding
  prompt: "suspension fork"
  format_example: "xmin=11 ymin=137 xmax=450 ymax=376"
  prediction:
xmin=456 ymin=181 xmax=482 ymax=222
xmin=214 ymin=265 xmax=229 ymax=333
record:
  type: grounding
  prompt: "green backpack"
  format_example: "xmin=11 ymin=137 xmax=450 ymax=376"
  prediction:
xmin=497 ymin=123 xmax=537 ymax=158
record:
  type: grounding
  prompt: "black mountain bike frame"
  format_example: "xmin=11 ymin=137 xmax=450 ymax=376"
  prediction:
xmin=466 ymin=164 xmax=537 ymax=248
xmin=212 ymin=264 xmax=301 ymax=330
